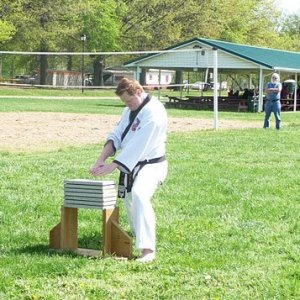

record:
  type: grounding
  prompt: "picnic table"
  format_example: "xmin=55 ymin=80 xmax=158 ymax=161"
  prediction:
xmin=165 ymin=95 xmax=249 ymax=112
xmin=280 ymin=99 xmax=300 ymax=111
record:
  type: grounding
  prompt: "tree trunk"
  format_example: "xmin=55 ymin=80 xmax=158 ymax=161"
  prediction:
xmin=39 ymin=41 xmax=48 ymax=85
xmin=67 ymin=55 xmax=72 ymax=71
xmin=93 ymin=55 xmax=104 ymax=86
xmin=39 ymin=5 xmax=49 ymax=85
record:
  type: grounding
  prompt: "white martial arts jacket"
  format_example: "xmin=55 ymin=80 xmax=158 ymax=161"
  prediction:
xmin=107 ymin=95 xmax=167 ymax=174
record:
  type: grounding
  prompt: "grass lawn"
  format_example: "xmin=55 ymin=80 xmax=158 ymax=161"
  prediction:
xmin=0 ymin=86 xmax=116 ymax=97
xmin=0 ymin=86 xmax=226 ymax=98
xmin=0 ymin=89 xmax=299 ymax=299
xmin=0 ymin=86 xmax=231 ymax=117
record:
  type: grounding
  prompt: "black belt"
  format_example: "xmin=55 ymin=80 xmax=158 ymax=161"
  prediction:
xmin=118 ymin=155 xmax=166 ymax=198
xmin=137 ymin=155 xmax=166 ymax=167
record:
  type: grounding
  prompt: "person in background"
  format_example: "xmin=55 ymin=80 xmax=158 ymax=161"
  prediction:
xmin=233 ymin=90 xmax=240 ymax=97
xmin=90 ymin=78 xmax=168 ymax=263
xmin=242 ymin=88 xmax=254 ymax=99
xmin=228 ymin=89 xmax=234 ymax=96
xmin=263 ymin=73 xmax=282 ymax=130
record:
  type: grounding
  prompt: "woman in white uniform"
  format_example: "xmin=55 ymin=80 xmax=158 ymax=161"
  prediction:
xmin=90 ymin=78 xmax=168 ymax=262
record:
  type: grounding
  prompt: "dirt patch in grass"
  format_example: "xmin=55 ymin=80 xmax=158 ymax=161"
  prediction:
xmin=0 ymin=112 xmax=261 ymax=152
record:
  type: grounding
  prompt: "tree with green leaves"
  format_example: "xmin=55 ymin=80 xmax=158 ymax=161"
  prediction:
xmin=1 ymin=0 xmax=121 ymax=85
xmin=117 ymin=0 xmax=290 ymax=84
xmin=0 ymin=0 xmax=297 ymax=85
xmin=280 ymin=13 xmax=300 ymax=51
xmin=79 ymin=0 xmax=121 ymax=85
xmin=118 ymin=0 xmax=290 ymax=50
xmin=0 ymin=0 xmax=80 ymax=83
xmin=0 ymin=20 xmax=16 ymax=43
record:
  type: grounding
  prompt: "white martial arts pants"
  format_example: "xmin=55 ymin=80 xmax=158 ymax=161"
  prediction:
xmin=124 ymin=160 xmax=168 ymax=252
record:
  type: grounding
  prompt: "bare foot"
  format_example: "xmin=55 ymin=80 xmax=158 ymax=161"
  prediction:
xmin=136 ymin=249 xmax=155 ymax=263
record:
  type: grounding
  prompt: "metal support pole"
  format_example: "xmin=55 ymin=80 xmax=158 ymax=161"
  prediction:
xmin=294 ymin=73 xmax=298 ymax=112
xmin=0 ymin=55 xmax=2 ymax=79
xmin=135 ymin=66 xmax=141 ymax=81
xmin=258 ymin=68 xmax=264 ymax=112
xmin=213 ymin=48 xmax=218 ymax=130
xmin=80 ymin=34 xmax=87 ymax=93
xmin=158 ymin=69 xmax=161 ymax=100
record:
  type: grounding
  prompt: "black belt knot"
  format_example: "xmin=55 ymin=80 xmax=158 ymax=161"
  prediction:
xmin=118 ymin=155 xmax=166 ymax=198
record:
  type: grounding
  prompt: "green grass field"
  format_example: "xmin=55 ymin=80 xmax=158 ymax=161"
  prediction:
xmin=0 ymin=88 xmax=299 ymax=299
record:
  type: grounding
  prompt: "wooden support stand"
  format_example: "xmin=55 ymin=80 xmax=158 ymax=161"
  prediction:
xmin=49 ymin=206 xmax=132 ymax=258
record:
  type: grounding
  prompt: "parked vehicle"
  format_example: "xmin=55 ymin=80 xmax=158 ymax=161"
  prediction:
xmin=14 ymin=75 xmax=36 ymax=84
xmin=191 ymin=81 xmax=211 ymax=90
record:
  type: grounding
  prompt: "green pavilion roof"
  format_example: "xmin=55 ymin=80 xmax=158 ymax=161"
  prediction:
xmin=198 ymin=38 xmax=300 ymax=71
xmin=125 ymin=37 xmax=300 ymax=73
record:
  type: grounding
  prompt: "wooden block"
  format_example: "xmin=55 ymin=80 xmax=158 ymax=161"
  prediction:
xmin=60 ymin=206 xmax=78 ymax=250
xmin=111 ymin=220 xmax=132 ymax=258
xmin=49 ymin=222 xmax=61 ymax=249
xmin=49 ymin=198 xmax=132 ymax=259
xmin=102 ymin=207 xmax=119 ymax=256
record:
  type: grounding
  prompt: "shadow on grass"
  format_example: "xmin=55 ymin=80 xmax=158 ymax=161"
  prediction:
xmin=78 ymin=234 xmax=103 ymax=250
xmin=12 ymin=244 xmax=78 ymax=257
xmin=11 ymin=234 xmax=103 ymax=257
xmin=286 ymin=122 xmax=300 ymax=128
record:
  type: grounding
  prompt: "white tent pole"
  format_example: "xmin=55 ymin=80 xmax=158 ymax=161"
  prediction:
xmin=205 ymin=68 xmax=209 ymax=83
xmin=213 ymin=48 xmax=218 ymax=130
xmin=258 ymin=68 xmax=264 ymax=112
xmin=219 ymin=73 xmax=222 ymax=96
xmin=294 ymin=73 xmax=298 ymax=112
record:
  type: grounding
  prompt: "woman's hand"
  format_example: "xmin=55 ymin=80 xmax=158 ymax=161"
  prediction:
xmin=90 ymin=162 xmax=118 ymax=176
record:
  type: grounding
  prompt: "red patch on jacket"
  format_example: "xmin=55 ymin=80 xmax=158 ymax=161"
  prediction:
xmin=131 ymin=118 xmax=140 ymax=131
